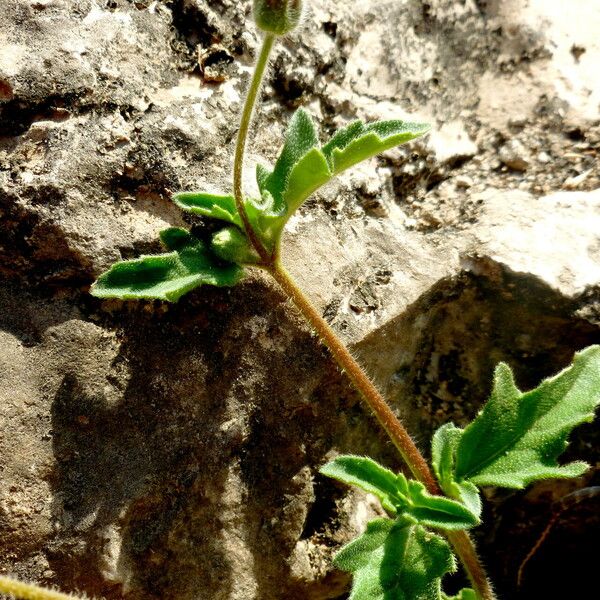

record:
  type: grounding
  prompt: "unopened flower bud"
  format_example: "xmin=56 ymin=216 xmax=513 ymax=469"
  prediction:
xmin=253 ymin=0 xmax=304 ymax=36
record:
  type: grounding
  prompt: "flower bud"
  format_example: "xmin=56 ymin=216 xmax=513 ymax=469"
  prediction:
xmin=211 ymin=227 xmax=261 ymax=265
xmin=253 ymin=0 xmax=304 ymax=36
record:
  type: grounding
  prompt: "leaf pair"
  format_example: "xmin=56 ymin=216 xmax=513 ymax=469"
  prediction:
xmin=254 ymin=110 xmax=430 ymax=245
xmin=320 ymin=457 xmax=479 ymax=600
xmin=432 ymin=346 xmax=600 ymax=496
xmin=91 ymin=111 xmax=429 ymax=302
xmin=320 ymin=456 xmax=479 ymax=530
xmin=90 ymin=228 xmax=243 ymax=302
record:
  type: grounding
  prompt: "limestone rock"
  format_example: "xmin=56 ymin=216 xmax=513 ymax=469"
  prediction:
xmin=1 ymin=1 xmax=599 ymax=599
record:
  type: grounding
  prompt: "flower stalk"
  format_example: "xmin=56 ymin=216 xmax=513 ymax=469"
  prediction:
xmin=233 ymin=20 xmax=496 ymax=600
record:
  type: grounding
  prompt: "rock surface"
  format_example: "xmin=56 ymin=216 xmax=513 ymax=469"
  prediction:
xmin=1 ymin=1 xmax=599 ymax=599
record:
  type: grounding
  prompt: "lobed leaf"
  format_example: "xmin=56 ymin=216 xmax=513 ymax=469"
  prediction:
xmin=255 ymin=110 xmax=430 ymax=246
xmin=454 ymin=346 xmax=600 ymax=488
xmin=91 ymin=227 xmax=243 ymax=302
xmin=334 ymin=517 xmax=456 ymax=600
xmin=321 ymin=456 xmax=479 ymax=530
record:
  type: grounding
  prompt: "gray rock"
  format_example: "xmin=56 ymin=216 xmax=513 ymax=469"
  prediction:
xmin=1 ymin=1 xmax=599 ymax=599
xmin=499 ymin=139 xmax=530 ymax=172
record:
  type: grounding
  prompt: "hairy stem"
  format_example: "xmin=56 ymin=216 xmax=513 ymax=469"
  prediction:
xmin=0 ymin=577 xmax=85 ymax=600
xmin=234 ymin=25 xmax=494 ymax=600
xmin=446 ymin=531 xmax=495 ymax=600
xmin=268 ymin=261 xmax=495 ymax=600
xmin=233 ymin=32 xmax=276 ymax=264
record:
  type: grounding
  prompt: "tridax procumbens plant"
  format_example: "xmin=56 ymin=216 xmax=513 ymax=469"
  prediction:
xmin=1 ymin=2 xmax=598 ymax=599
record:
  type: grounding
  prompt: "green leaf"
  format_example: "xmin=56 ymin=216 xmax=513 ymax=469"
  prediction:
xmin=454 ymin=346 xmax=600 ymax=488
xmin=91 ymin=228 xmax=243 ymax=302
xmin=320 ymin=456 xmax=403 ymax=515
xmin=431 ymin=424 xmax=482 ymax=519
xmin=404 ymin=478 xmax=479 ymax=530
xmin=322 ymin=120 xmax=430 ymax=175
xmin=256 ymin=163 xmax=271 ymax=192
xmin=284 ymin=147 xmax=332 ymax=213
xmin=173 ymin=192 xmax=242 ymax=227
xmin=159 ymin=227 xmax=197 ymax=251
xmin=263 ymin=108 xmax=320 ymax=210
xmin=334 ymin=517 xmax=456 ymax=600
xmin=259 ymin=111 xmax=430 ymax=223
xmin=243 ymin=194 xmax=287 ymax=251
xmin=321 ymin=456 xmax=479 ymax=530
xmin=442 ymin=589 xmax=477 ymax=600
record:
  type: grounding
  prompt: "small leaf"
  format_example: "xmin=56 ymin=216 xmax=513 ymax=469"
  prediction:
xmin=284 ymin=147 xmax=332 ymax=213
xmin=159 ymin=227 xmax=197 ymax=251
xmin=264 ymin=108 xmax=319 ymax=210
xmin=322 ymin=120 xmax=430 ymax=175
xmin=91 ymin=229 xmax=243 ymax=302
xmin=211 ymin=227 xmax=261 ymax=265
xmin=432 ymin=424 xmax=482 ymax=518
xmin=256 ymin=163 xmax=271 ymax=193
xmin=404 ymin=478 xmax=480 ymax=530
xmin=320 ymin=456 xmax=402 ymax=514
xmin=454 ymin=347 xmax=600 ymax=488
xmin=173 ymin=192 xmax=242 ymax=227
xmin=244 ymin=194 xmax=287 ymax=251
xmin=442 ymin=589 xmax=477 ymax=600
xmin=334 ymin=517 xmax=456 ymax=600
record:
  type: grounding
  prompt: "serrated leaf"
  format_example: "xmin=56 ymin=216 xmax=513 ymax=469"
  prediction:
xmin=454 ymin=346 xmax=600 ymax=488
xmin=91 ymin=228 xmax=243 ymax=302
xmin=321 ymin=456 xmax=479 ymax=530
xmin=431 ymin=424 xmax=482 ymax=519
xmin=263 ymin=108 xmax=319 ymax=211
xmin=249 ymin=111 xmax=429 ymax=252
xmin=442 ymin=589 xmax=477 ymax=600
xmin=173 ymin=192 xmax=242 ymax=227
xmin=320 ymin=456 xmax=402 ymax=514
xmin=334 ymin=517 xmax=455 ymax=600
xmin=322 ymin=120 xmax=430 ymax=175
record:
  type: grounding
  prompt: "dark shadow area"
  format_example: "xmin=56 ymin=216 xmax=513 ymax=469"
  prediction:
xmin=2 ymin=256 xmax=599 ymax=600
xmin=359 ymin=262 xmax=600 ymax=599
xmin=46 ymin=282 xmax=264 ymax=599
xmin=0 ymin=282 xmax=80 ymax=346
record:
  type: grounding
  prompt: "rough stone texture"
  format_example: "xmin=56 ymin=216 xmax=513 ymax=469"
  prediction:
xmin=1 ymin=1 xmax=599 ymax=599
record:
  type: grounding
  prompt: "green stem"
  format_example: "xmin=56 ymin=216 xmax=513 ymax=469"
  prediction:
xmin=0 ymin=577 xmax=85 ymax=600
xmin=233 ymin=32 xmax=276 ymax=265
xmin=268 ymin=261 xmax=495 ymax=600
